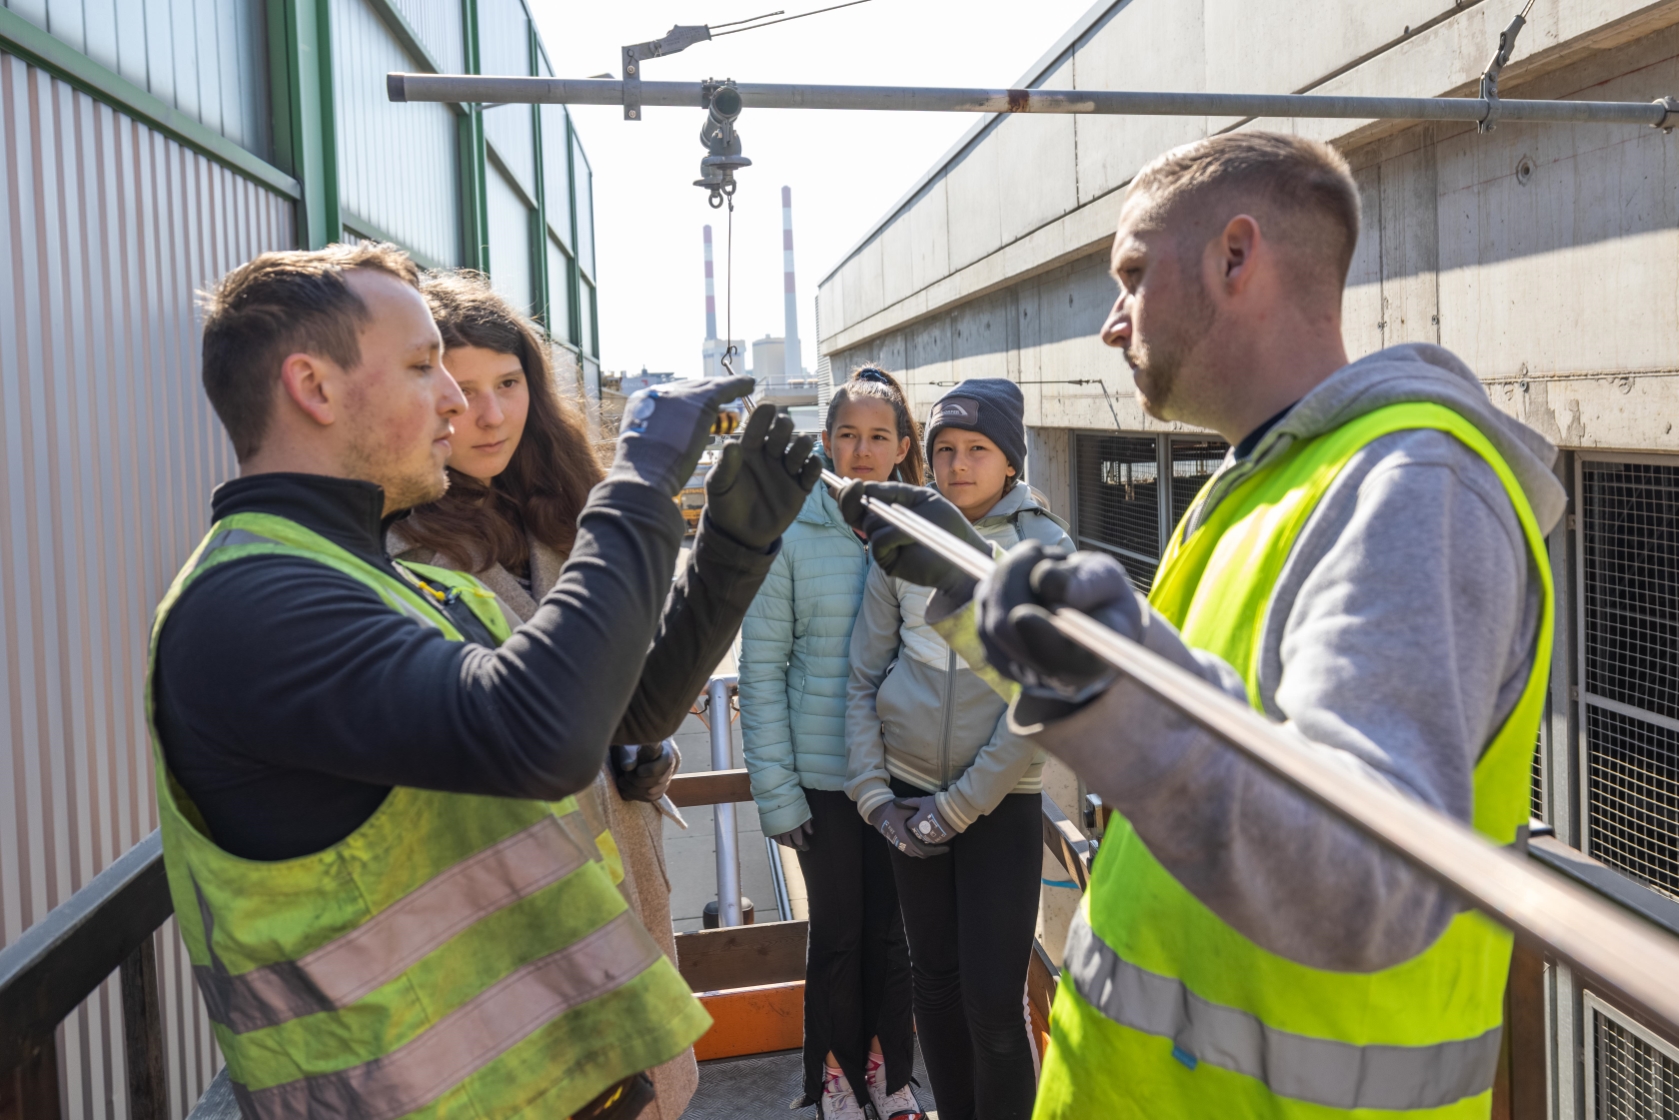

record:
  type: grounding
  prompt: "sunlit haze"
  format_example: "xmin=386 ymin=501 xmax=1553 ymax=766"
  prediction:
xmin=531 ymin=0 xmax=1101 ymax=380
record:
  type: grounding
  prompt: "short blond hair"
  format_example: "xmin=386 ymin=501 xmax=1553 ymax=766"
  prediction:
xmin=1129 ymin=132 xmax=1361 ymax=292
xmin=201 ymin=242 xmax=420 ymax=459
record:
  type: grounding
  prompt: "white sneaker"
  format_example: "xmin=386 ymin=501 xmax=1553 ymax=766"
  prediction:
xmin=865 ymin=1058 xmax=925 ymax=1120
xmin=820 ymin=1067 xmax=868 ymax=1120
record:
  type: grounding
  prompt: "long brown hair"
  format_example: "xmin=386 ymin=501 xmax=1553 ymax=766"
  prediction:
xmin=399 ymin=271 xmax=603 ymax=574
xmin=824 ymin=366 xmax=925 ymax=486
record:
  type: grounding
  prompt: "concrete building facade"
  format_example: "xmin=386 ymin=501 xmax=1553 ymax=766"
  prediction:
xmin=817 ymin=1 xmax=1679 ymax=1113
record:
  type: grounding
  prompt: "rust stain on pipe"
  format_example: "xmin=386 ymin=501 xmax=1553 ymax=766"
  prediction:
xmin=1007 ymin=89 xmax=1031 ymax=112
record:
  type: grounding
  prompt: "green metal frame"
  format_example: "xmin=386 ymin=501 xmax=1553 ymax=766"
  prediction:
xmin=0 ymin=7 xmax=300 ymax=201
xmin=459 ymin=0 xmax=489 ymax=271
xmin=365 ymin=0 xmax=446 ymax=76
xmin=267 ymin=0 xmax=335 ymax=247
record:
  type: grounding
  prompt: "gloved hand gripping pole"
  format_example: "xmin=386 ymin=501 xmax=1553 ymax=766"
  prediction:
xmin=823 ymin=468 xmax=1679 ymax=1037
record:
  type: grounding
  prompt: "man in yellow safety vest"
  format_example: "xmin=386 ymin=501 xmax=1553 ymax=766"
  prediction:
xmin=147 ymin=242 xmax=819 ymax=1119
xmin=845 ymin=131 xmax=1563 ymax=1118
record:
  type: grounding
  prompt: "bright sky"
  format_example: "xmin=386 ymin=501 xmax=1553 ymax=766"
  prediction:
xmin=530 ymin=0 xmax=1101 ymax=381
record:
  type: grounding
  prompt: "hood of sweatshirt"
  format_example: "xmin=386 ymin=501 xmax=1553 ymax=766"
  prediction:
xmin=1190 ymin=343 xmax=1566 ymax=538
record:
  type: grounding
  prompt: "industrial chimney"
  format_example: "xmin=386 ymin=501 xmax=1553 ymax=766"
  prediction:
xmin=782 ymin=186 xmax=800 ymax=385
xmin=703 ymin=224 xmax=718 ymax=343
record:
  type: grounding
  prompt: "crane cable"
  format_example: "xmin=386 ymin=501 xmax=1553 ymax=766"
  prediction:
xmin=822 ymin=467 xmax=1679 ymax=1038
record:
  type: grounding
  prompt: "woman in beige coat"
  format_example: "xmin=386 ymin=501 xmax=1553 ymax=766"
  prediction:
xmin=389 ymin=271 xmax=699 ymax=1118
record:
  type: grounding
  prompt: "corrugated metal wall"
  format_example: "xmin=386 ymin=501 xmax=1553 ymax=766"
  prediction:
xmin=387 ymin=0 xmax=463 ymax=73
xmin=0 ymin=49 xmax=295 ymax=1119
xmin=478 ymin=0 xmax=534 ymax=201
xmin=2 ymin=0 xmax=270 ymax=158
xmin=332 ymin=0 xmax=460 ymax=266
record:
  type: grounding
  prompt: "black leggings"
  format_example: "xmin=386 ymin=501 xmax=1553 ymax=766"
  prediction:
xmin=887 ymin=779 xmax=1041 ymax=1120
xmin=795 ymin=788 xmax=916 ymax=1107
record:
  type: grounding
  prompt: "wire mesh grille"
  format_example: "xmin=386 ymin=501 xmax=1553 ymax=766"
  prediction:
xmin=1075 ymin=435 xmax=1161 ymax=590
xmin=1586 ymin=705 xmax=1679 ymax=900
xmin=1580 ymin=458 xmax=1679 ymax=902
xmin=1581 ymin=461 xmax=1679 ymax=722
xmin=1170 ymin=438 xmax=1230 ymax=529
xmin=1592 ymin=998 xmax=1679 ymax=1119
xmin=1532 ymin=730 xmax=1546 ymax=822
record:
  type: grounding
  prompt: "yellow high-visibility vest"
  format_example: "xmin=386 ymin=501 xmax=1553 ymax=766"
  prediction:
xmin=146 ymin=512 xmax=710 ymax=1119
xmin=1036 ymin=403 xmax=1553 ymax=1119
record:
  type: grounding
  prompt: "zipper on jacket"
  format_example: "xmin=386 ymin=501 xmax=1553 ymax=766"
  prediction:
xmin=938 ymin=647 xmax=956 ymax=790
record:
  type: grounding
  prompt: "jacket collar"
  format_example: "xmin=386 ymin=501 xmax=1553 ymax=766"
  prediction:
xmin=1187 ymin=343 xmax=1566 ymax=537
xmin=212 ymin=473 xmax=390 ymax=565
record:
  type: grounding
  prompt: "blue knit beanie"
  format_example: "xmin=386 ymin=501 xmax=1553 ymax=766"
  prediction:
xmin=925 ymin=378 xmax=1027 ymax=477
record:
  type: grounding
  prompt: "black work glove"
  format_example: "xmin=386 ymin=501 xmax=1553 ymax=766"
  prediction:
xmin=769 ymin=817 xmax=815 ymax=852
xmin=977 ymin=540 xmax=1145 ymax=704
xmin=612 ymin=740 xmax=679 ymax=803
xmin=704 ymin=404 xmax=822 ymax=550
xmin=868 ymin=799 xmax=950 ymax=858
xmin=895 ymin=794 xmax=956 ymax=846
xmin=837 ymin=481 xmax=989 ymax=603
xmin=609 ymin=375 xmax=754 ymax=498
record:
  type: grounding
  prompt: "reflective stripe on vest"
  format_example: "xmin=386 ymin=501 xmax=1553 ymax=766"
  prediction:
xmin=1036 ymin=403 xmax=1554 ymax=1120
xmin=146 ymin=513 xmax=711 ymax=1118
xmin=1061 ymin=911 xmax=1504 ymax=1112
xmin=229 ymin=911 xmax=663 ymax=1120
xmin=190 ymin=814 xmax=594 ymax=1032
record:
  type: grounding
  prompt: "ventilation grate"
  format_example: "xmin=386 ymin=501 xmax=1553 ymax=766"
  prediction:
xmin=1586 ymin=705 xmax=1679 ymax=900
xmin=1533 ymin=730 xmax=1546 ymax=822
xmin=1074 ymin=435 xmax=1161 ymax=589
xmin=1169 ymin=438 xmax=1229 ymax=529
xmin=1581 ymin=461 xmax=1679 ymax=723
xmin=1588 ymin=992 xmax=1679 ymax=1119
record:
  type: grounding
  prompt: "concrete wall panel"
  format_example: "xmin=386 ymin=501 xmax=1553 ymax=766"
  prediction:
xmin=908 ymin=178 xmax=951 ymax=296
xmin=1073 ymin=0 xmax=1209 ymax=203
xmin=944 ymin=134 xmax=1006 ymax=273
xmin=993 ymin=59 xmax=1080 ymax=245
xmin=879 ymin=206 xmax=917 ymax=310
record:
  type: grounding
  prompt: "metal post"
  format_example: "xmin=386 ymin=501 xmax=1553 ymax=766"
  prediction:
xmin=388 ymin=74 xmax=1679 ymax=130
xmin=708 ymin=674 xmax=743 ymax=927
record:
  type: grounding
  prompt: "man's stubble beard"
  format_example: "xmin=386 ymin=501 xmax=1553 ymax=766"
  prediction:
xmin=342 ymin=426 xmax=451 ymax=515
xmin=1126 ymin=278 xmax=1217 ymax=424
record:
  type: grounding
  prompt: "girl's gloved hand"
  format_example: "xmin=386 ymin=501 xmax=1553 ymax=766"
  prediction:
xmin=896 ymin=795 xmax=956 ymax=847
xmin=769 ymin=818 xmax=815 ymax=852
xmin=867 ymin=799 xmax=951 ymax=858
xmin=612 ymin=740 xmax=679 ymax=803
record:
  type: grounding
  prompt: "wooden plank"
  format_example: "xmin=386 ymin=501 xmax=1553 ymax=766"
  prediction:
xmin=1499 ymin=943 xmax=1548 ymax=1120
xmin=0 ymin=1031 xmax=59 ymax=1120
xmin=694 ymin=982 xmax=804 ymax=1061
xmin=121 ymin=937 xmax=168 ymax=1120
xmin=1040 ymin=793 xmax=1091 ymax=891
xmin=676 ymin=920 xmax=808 ymax=992
xmin=667 ymin=769 xmax=752 ymax=808
xmin=1027 ymin=940 xmax=1058 ymax=1069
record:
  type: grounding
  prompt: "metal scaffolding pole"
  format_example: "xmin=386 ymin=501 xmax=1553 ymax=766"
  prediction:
xmin=821 ymin=470 xmax=1679 ymax=1040
xmin=388 ymin=73 xmax=1679 ymax=129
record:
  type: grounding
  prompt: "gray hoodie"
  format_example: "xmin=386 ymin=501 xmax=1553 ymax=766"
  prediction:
xmin=847 ymin=483 xmax=1072 ymax=830
xmin=1026 ymin=343 xmax=1564 ymax=972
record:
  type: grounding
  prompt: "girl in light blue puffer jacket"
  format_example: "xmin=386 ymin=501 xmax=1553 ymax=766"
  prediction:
xmin=739 ymin=369 xmax=928 ymax=1120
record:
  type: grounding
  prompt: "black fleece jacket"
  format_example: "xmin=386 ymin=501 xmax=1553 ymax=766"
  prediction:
xmin=153 ymin=472 xmax=775 ymax=861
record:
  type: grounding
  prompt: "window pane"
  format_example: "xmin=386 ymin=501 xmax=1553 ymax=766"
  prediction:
xmin=547 ymin=236 xmax=573 ymax=343
xmin=487 ymin=164 xmax=535 ymax=316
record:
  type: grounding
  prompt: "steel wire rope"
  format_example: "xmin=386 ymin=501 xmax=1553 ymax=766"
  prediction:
xmin=822 ymin=468 xmax=1679 ymax=1037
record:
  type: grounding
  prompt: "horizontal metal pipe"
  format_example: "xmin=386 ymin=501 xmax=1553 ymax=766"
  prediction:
xmin=388 ymin=73 xmax=1673 ymax=127
xmin=823 ymin=469 xmax=1679 ymax=1039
